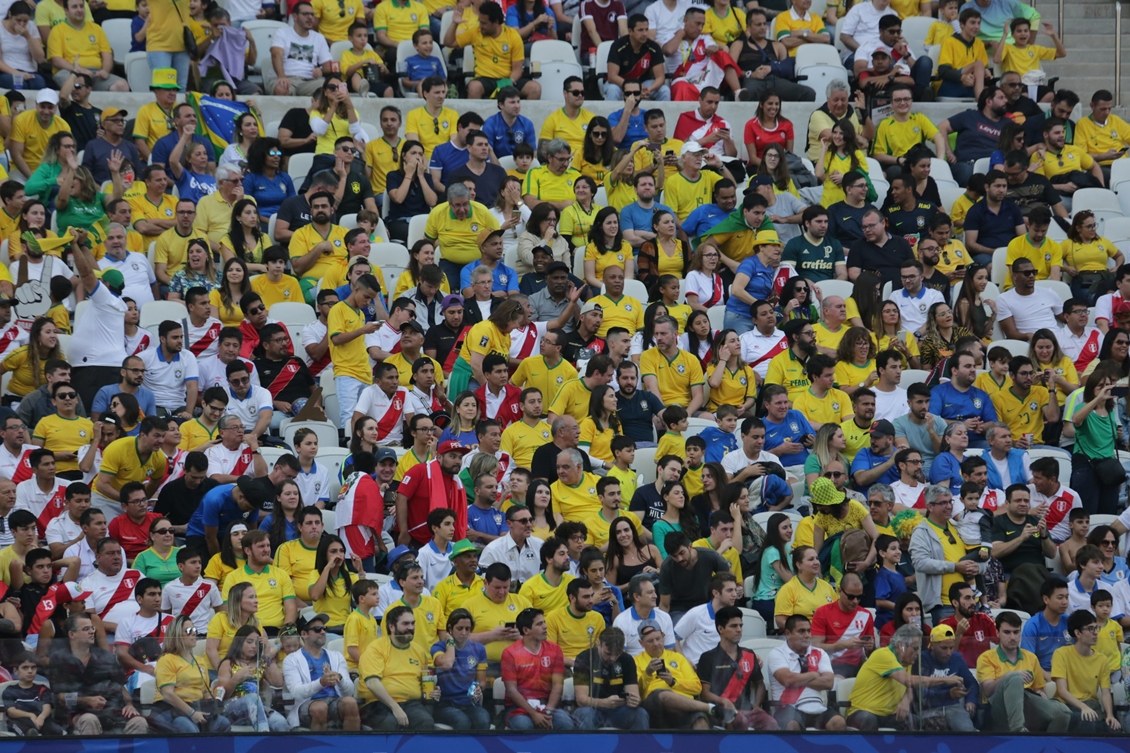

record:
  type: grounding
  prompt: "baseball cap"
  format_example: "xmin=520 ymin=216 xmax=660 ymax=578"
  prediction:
xmin=399 ymin=320 xmax=425 ymax=336
xmin=298 ymin=613 xmax=330 ymax=631
xmin=437 ymin=439 xmax=473 ymax=456
xmin=99 ymin=268 xmax=126 ymax=293
xmin=679 ymin=141 xmax=706 ymax=156
xmin=870 ymin=419 xmax=896 ymax=437
xmin=930 ymin=624 xmax=956 ymax=641
xmin=387 ymin=544 xmax=414 ymax=567
xmin=235 ymin=476 xmax=273 ymax=509
xmin=449 ymin=539 xmax=482 ymax=560
xmin=478 ymin=228 xmax=505 ymax=245
xmin=637 ymin=619 xmax=664 ymax=639
xmin=750 ymin=174 xmax=775 ymax=188
xmin=36 ymin=89 xmax=58 ymax=106
xmin=545 ymin=261 xmax=570 ymax=275
xmin=100 ymin=108 xmax=128 ymax=124
xmin=580 ymin=300 xmax=603 ymax=315
xmin=871 ymin=44 xmax=894 ymax=57
xmin=374 ymin=447 xmax=398 ymax=463
xmin=441 ymin=294 xmax=464 ymax=311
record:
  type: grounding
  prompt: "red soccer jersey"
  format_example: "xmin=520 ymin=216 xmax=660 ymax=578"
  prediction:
xmin=398 ymin=461 xmax=467 ymax=545
xmin=501 ymin=639 xmax=565 ymax=709
xmin=109 ymin=512 xmax=162 ymax=561
xmin=940 ymin=612 xmax=998 ymax=668
xmin=811 ymin=601 xmax=874 ymax=669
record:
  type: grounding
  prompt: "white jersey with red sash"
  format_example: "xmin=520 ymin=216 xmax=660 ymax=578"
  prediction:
xmin=739 ymin=328 xmax=788 ymax=379
xmin=335 ymin=472 xmax=384 ymax=560
xmin=767 ymin=642 xmax=833 ymax=712
xmin=366 ymin=321 xmax=402 ymax=359
xmin=155 ymin=448 xmax=188 ymax=496
xmin=355 ymin=385 xmax=411 ymax=445
xmin=204 ymin=443 xmax=256 ymax=478
xmin=81 ymin=566 xmax=143 ymax=623
xmin=890 ymin=480 xmax=927 ymax=511
xmin=185 ymin=317 xmax=223 ymax=360
xmin=773 ymin=264 xmax=796 ymax=297
xmin=301 ymin=319 xmax=331 ymax=377
xmin=1029 ymin=483 xmax=1083 ymax=543
xmin=264 ymin=357 xmax=308 ymax=399
xmin=408 ymin=385 xmax=445 ymax=415
xmin=476 ymin=382 xmax=522 ymax=430
xmin=125 ymin=328 xmax=152 ymax=356
xmin=114 ymin=610 xmax=175 ymax=646
xmin=25 ymin=581 xmax=92 ymax=648
xmin=1061 ymin=325 xmax=1102 ymax=376
xmin=161 ymin=577 xmax=223 ymax=634
xmin=442 ymin=325 xmax=471 ymax=375
xmin=0 ymin=443 xmax=37 ymax=484
xmin=509 ymin=322 xmax=548 ymax=361
xmin=0 ymin=319 xmax=29 ymax=364
xmin=13 ymin=478 xmax=67 ymax=538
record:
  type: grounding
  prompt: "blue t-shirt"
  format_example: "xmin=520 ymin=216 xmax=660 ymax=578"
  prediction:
xmin=683 ymin=203 xmax=728 ymax=239
xmin=151 ymin=133 xmax=215 ymax=172
xmin=591 ymin=580 xmax=626 ymax=626
xmin=762 ymin=410 xmax=812 ymax=467
xmin=481 ymin=112 xmax=537 ymax=159
xmin=302 ymin=648 xmax=339 ymax=699
xmin=726 ymin=255 xmax=777 ymax=314
xmin=1020 ymin=611 xmax=1071 ymax=671
xmin=850 ymin=448 xmax=899 ymax=493
xmin=460 ymin=260 xmax=520 ymax=295
xmin=130 ymin=15 xmax=146 ymax=51
xmin=620 ymin=201 xmax=674 ymax=251
xmin=698 ymin=425 xmax=738 ymax=464
xmin=948 ymin=108 xmax=1005 ymax=162
xmin=962 ymin=199 xmax=1025 ymax=253
xmin=438 ymin=426 xmax=478 ymax=448
xmin=872 ymin=567 xmax=907 ymax=628
xmin=429 ymin=142 xmax=470 ymax=186
xmin=430 ymin=639 xmax=487 ymax=706
xmin=466 ymin=504 xmax=508 ymax=538
xmin=928 ymin=382 xmax=997 ymax=444
xmin=91 ymin=384 xmax=158 ymax=420
xmin=258 ymin=514 xmax=299 ymax=543
xmin=928 ymin=451 xmax=964 ymax=497
xmin=608 ymin=109 xmax=647 ymax=147
xmin=185 ymin=484 xmax=260 ymax=538
xmin=402 ymin=54 xmax=444 ymax=84
xmin=244 ymin=171 xmax=296 ymax=219
xmin=176 ymin=170 xmax=217 ymax=204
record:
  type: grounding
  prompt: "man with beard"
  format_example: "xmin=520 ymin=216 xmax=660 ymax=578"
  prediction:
xmin=938 ymin=86 xmax=1008 ymax=186
xmin=640 ymin=317 xmax=704 ymax=414
xmin=940 ymin=581 xmax=998 ymax=667
xmin=998 ymin=259 xmax=1064 ymax=341
xmin=138 ymin=321 xmax=199 ymax=418
xmin=889 ymin=448 xmax=927 ymax=511
xmin=424 ymin=295 xmax=468 ymax=374
xmin=765 ymin=319 xmax=817 ymax=403
xmin=929 ymin=352 xmax=997 ymax=448
xmin=396 ymin=440 xmax=471 ymax=547
xmin=991 ymin=356 xmax=1057 ymax=447
xmin=1002 ymin=152 xmax=1068 ymax=222
xmin=359 ymin=604 xmax=434 ymax=730
xmin=91 ymin=356 xmax=157 ymax=422
xmin=290 ymin=192 xmax=349 ymax=302
xmin=616 ymin=361 xmax=666 ymax=446
xmin=893 ymin=383 xmax=947 ymax=473
xmin=238 ymin=292 xmax=294 ymax=360
xmin=501 ymin=606 xmax=576 ymax=730
xmin=846 ymin=209 xmax=915 ymax=287
xmin=561 ymin=301 xmax=607 ymax=365
xmin=683 ymin=179 xmax=738 ymax=240
xmin=573 ymin=626 xmax=650 ymax=730
xmin=254 ymin=323 xmax=315 ymax=429
xmin=991 ymin=483 xmax=1055 ymax=579
xmin=915 ymin=237 xmax=953 ymax=302
xmin=782 ymin=206 xmax=846 ymax=283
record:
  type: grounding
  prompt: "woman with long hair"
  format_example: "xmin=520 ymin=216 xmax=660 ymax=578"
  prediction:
xmin=308 ymin=75 xmax=360 ymax=176
xmin=1063 ymin=210 xmax=1125 ymax=305
xmin=1083 ymin=330 xmax=1130 ymax=381
xmin=584 ymin=206 xmax=634 ymax=288
xmin=576 ymin=117 xmax=615 ymax=186
xmin=756 ymin=143 xmax=802 ymax=197
xmin=871 ymin=299 xmax=922 ymax=369
xmin=204 ymin=522 xmax=249 ymax=591
xmin=918 ymin=301 xmax=973 ymax=370
xmin=680 ymin=310 xmax=715 ymax=368
xmin=385 ymin=140 xmax=438 ymax=243
xmin=899 ymin=145 xmax=942 ymax=206
xmin=631 ymin=302 xmax=668 ymax=360
xmin=152 ymin=616 xmax=232 ymax=733
xmin=637 ymin=209 xmax=688 ymax=295
xmin=168 ymin=238 xmax=219 ymax=299
xmin=54 ymin=152 xmax=125 ymax=234
xmin=24 ymin=131 xmax=77 ymax=205
xmin=206 ymin=580 xmax=272 ymax=669
xmin=221 ymin=198 xmax=268 ymax=271
xmin=750 ymin=512 xmax=794 ymax=623
xmin=690 ymin=462 xmax=728 ymax=532
xmin=651 ymin=481 xmax=698 ymax=559
xmin=803 ymin=424 xmax=850 ymax=491
xmin=606 ymin=514 xmax=661 ymax=588
xmin=505 ymin=0 xmax=555 ymax=49
xmin=953 ymin=263 xmax=997 ymax=341
xmin=393 ymin=240 xmax=449 ymax=299
xmin=0 ymin=316 xmax=62 ymax=398
xmin=492 ymin=176 xmax=532 ymax=258
xmin=293 ymin=428 xmax=331 ymax=509
xmin=929 ymin=422 xmax=969 ymax=496
xmin=10 ymin=200 xmax=53 ymax=260
xmin=517 ymin=202 xmax=570 ymax=274
xmin=338 ymin=417 xmax=380 ymax=482
xmin=214 ymin=626 xmax=288 ymax=732
xmin=742 ymin=93 xmax=793 ymax=171
xmin=816 ymin=119 xmax=867 ymax=207
xmin=108 ymin=392 xmax=142 ymax=436
xmin=133 ymin=517 xmax=181 ymax=586
xmin=308 ymin=534 xmax=357 ymax=632
xmin=777 ymin=275 xmax=819 ymax=323
xmin=210 ymin=257 xmax=252 ymax=327
xmin=526 ymin=478 xmax=558 ymax=538
xmin=846 ymin=270 xmax=882 ymax=329
xmin=439 ymin=392 xmax=480 ymax=448
xmin=685 ymin=245 xmax=726 ymax=311
xmin=451 ymin=299 xmax=524 ymax=394
xmin=558 ymin=175 xmax=600 ymax=251
xmin=810 ymin=479 xmax=878 ymax=566
xmin=1030 ymin=327 xmax=1080 ymax=408
xmin=579 ymin=384 xmax=621 ymax=468
xmin=243 ymin=137 xmax=295 ymax=224
xmin=879 ymin=591 xmax=926 ymax=645
xmin=220 ymin=112 xmax=260 ymax=171
xmin=260 ymin=479 xmax=302 ymax=552
xmin=834 ymin=326 xmax=877 ymax=396
xmin=168 ymin=134 xmax=217 ymax=204
xmin=705 ymin=329 xmax=756 ymax=414
xmin=773 ymin=546 xmax=836 ymax=627
xmin=989 ymin=122 xmax=1030 ymax=171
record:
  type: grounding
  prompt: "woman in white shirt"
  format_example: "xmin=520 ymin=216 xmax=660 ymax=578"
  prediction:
xmin=0 ymin=3 xmax=45 ymax=90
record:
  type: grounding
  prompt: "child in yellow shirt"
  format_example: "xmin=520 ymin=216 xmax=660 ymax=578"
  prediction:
xmin=46 ymin=277 xmax=72 ymax=334
xmin=925 ymin=0 xmax=960 ymax=46
xmin=655 ymin=405 xmax=688 ymax=460
xmin=606 ymin=436 xmax=638 ymax=507
xmin=683 ymin=436 xmax=705 ymax=499
xmin=507 ymin=143 xmax=535 ymax=182
xmin=340 ymin=22 xmax=392 ymax=97
xmin=1092 ymin=590 xmax=1124 ymax=677
xmin=974 ymin=346 xmax=1013 ymax=399
xmin=993 ymin=17 xmax=1064 ymax=94
xmin=343 ymin=580 xmax=380 ymax=675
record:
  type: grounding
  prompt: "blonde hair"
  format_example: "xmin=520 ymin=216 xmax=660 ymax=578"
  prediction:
xmin=162 ymin=615 xmax=197 ymax=657
xmin=225 ymin=582 xmax=260 ymax=629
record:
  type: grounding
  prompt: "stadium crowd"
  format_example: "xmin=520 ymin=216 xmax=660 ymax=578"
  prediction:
xmin=0 ymin=0 xmax=1127 ymax=736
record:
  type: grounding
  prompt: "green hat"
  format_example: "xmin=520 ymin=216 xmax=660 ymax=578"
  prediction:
xmin=99 ymin=268 xmax=125 ymax=293
xmin=809 ymin=477 xmax=846 ymax=507
xmin=449 ymin=539 xmax=481 ymax=561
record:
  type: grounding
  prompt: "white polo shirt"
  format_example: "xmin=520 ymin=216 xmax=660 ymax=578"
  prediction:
xmin=99 ymin=252 xmax=157 ymax=307
xmin=225 ymin=384 xmax=273 ymax=432
xmin=674 ymin=601 xmax=721 ymax=665
xmin=766 ymin=642 xmax=833 ymax=712
xmin=612 ymin=606 xmax=676 ymax=657
xmin=64 ymin=537 xmax=97 ymax=580
xmin=139 ymin=345 xmax=199 ymax=411
xmin=892 ymin=285 xmax=944 ymax=336
xmin=204 ymin=442 xmax=256 ymax=478
xmin=477 ymin=533 xmax=545 ymax=585
xmin=197 ymin=357 xmax=256 ymax=391
xmin=45 ymin=512 xmax=83 ymax=548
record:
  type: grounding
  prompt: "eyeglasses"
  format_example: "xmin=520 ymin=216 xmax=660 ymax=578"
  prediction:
xmin=152 ymin=528 xmax=174 ymax=534
xmin=590 ymin=130 xmax=608 ymax=138
xmin=822 ymin=471 xmax=845 ymax=478
xmin=512 ymin=516 xmax=533 ymax=524
xmin=231 ymin=377 xmax=250 ymax=385
xmin=1101 ymin=539 xmax=1117 ymax=546
xmin=843 ymin=592 xmax=862 ymax=601
xmin=125 ymin=367 xmax=146 ymax=374
xmin=1081 ymin=625 xmax=1099 ymax=633
xmin=56 ymin=392 xmax=77 ymax=400
xmin=247 ymin=306 xmax=266 ymax=315
xmin=206 ymin=403 xmax=227 ymax=412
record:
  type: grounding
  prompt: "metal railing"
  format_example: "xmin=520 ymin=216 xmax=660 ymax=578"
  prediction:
xmin=1117 ymin=0 xmax=1124 ymax=107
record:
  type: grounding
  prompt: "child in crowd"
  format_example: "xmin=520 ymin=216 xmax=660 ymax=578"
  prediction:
xmin=1059 ymin=507 xmax=1091 ymax=573
xmin=356 ymin=209 xmax=385 ymax=244
xmin=3 ymin=653 xmax=65 ymax=736
xmin=508 ymin=143 xmax=535 ymax=181
xmin=699 ymin=405 xmax=740 ymax=463
xmin=656 ymin=405 xmax=688 ymax=460
xmin=925 ymin=0 xmax=961 ymax=46
xmin=45 ymin=277 xmax=72 ymax=334
xmin=341 ymin=22 xmax=392 ymax=97
xmin=974 ymin=346 xmax=1013 ymax=399
xmin=399 ymin=29 xmax=445 ymax=97
xmin=130 ymin=0 xmax=149 ymax=52
xmin=606 ymin=435 xmax=637 ymax=506
xmin=683 ymin=436 xmax=706 ymax=499
xmin=993 ymin=18 xmax=1065 ymax=101
xmin=1092 ymin=589 xmax=1124 ymax=682
xmin=343 ymin=579 xmax=380 ymax=678
xmin=872 ymin=533 xmax=907 ymax=630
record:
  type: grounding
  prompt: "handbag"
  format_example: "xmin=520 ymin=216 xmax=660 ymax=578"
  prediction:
xmin=172 ymin=0 xmax=199 ymax=58
xmin=1092 ymin=416 xmax=1127 ymax=487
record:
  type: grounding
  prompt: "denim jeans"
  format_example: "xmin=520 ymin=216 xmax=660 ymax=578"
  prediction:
xmin=147 ymin=51 xmax=190 ymax=90
xmin=224 ymin=694 xmax=290 ymax=732
xmin=335 ymin=375 xmax=368 ymax=430
xmin=150 ymin=704 xmax=232 ymax=734
xmin=574 ymin=704 xmax=650 ymax=730
xmin=434 ymin=701 xmax=492 ymax=730
xmin=0 ymin=72 xmax=45 ymax=90
xmin=723 ymin=309 xmax=754 ymax=333
xmin=507 ymin=708 xmax=577 ymax=730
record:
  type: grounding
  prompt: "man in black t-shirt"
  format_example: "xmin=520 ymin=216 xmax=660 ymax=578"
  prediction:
xmin=1002 ymin=150 xmax=1068 ymax=221
xmin=573 ymin=627 xmax=650 ymax=729
xmin=846 ymin=207 xmax=915 ymax=286
xmin=657 ymin=532 xmax=730 ymax=623
xmin=154 ymin=452 xmax=217 ymax=533
xmin=697 ymin=605 xmax=778 ymax=731
xmin=990 ymin=483 xmax=1057 ymax=577
xmin=604 ymin=17 xmax=670 ymax=102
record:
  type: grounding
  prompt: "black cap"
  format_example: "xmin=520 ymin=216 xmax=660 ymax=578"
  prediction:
xmin=545 ymin=261 xmax=570 ymax=275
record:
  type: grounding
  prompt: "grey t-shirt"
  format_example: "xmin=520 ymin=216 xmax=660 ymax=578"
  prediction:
xmin=892 ymin=413 xmax=948 ymax=475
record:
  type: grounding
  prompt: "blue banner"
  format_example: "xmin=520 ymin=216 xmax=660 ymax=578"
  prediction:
xmin=5 ymin=733 xmax=1128 ymax=753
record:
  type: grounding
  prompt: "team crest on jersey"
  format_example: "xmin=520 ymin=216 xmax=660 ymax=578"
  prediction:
xmin=334 ymin=239 xmax=342 ymax=246
xmin=471 ymin=223 xmax=480 ymax=232
xmin=918 ymin=303 xmax=927 ymax=313
xmin=541 ymin=656 xmax=552 ymax=667
xmin=502 ymin=44 xmax=510 ymax=52
xmin=789 ymin=422 xmax=799 ymax=433
xmin=625 ymin=304 xmax=634 ymax=312
xmin=392 ymin=397 xmax=403 ymax=410
xmin=616 ymin=254 xmax=625 ymax=262
xmin=675 ymin=363 xmax=685 ymax=374
xmin=541 ymin=430 xmax=550 ymax=439
xmin=268 ymin=579 xmax=278 ymax=588
xmin=669 ymin=659 xmax=678 ymax=668
xmin=351 ymin=181 xmax=361 ymax=194
xmin=508 ymin=603 xmax=517 ymax=611
xmin=832 ymin=402 xmax=841 ymax=412
xmin=500 ymin=274 xmax=508 ymax=284
xmin=426 ymin=612 xmax=434 ymax=622
xmin=972 ymin=398 xmax=982 ymax=409
xmin=586 ymin=625 xmax=595 ymax=635
xmin=1029 ymin=401 xmax=1038 ymax=411
xmin=466 ymin=656 xmax=477 ymax=668
xmin=79 ymin=429 xmax=87 ymax=438
xmin=123 ymin=577 xmax=137 ymax=589
xmin=165 ymin=208 xmax=173 ymax=217
xmin=175 ymin=368 xmax=183 ymax=380
xmin=410 ymin=12 xmax=418 ymax=19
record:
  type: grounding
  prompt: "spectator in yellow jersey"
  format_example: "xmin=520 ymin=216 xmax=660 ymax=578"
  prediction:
xmin=450 ymin=1 xmax=540 ymax=101
xmin=992 ymin=18 xmax=1063 ymax=99
xmin=640 ymin=316 xmax=706 ymax=415
xmin=540 ymin=75 xmax=596 ymax=156
xmin=1075 ymin=90 xmax=1130 ymax=175
xmin=129 ymin=165 xmax=178 ymax=241
xmin=1038 ymin=118 xmax=1104 ymax=197
xmin=523 ymin=139 xmax=582 ymax=212
xmin=313 ymin=0 xmax=365 ymax=42
xmin=46 ymin=0 xmax=128 ymax=91
xmin=7 ymin=90 xmax=70 ymax=178
xmin=404 ymin=77 xmax=459 ymax=161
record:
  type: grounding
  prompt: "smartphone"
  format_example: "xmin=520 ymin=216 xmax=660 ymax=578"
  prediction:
xmin=1113 ymin=386 xmax=1129 ymax=398
xmin=504 ymin=622 xmax=516 ymax=629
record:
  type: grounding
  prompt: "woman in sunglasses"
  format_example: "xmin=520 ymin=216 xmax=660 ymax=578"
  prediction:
xmin=153 ymin=616 xmax=232 ymax=733
xmin=243 ymin=137 xmax=295 ymax=225
xmin=1085 ymin=525 xmax=1130 ymax=584
xmin=133 ymin=516 xmax=182 ymax=587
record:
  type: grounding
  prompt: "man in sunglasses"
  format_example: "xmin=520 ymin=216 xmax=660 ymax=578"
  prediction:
xmin=811 ymin=571 xmax=874 ymax=678
xmin=909 ymin=484 xmax=980 ymax=625
xmin=998 ymin=257 xmax=1065 ymax=341
xmin=237 ymin=292 xmax=294 ymax=361
xmin=81 ymin=107 xmax=141 ymax=185
xmin=285 ymin=613 xmax=361 ymax=730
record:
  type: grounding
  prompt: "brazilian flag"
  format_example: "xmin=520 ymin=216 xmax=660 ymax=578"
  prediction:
xmin=185 ymin=92 xmax=264 ymax=155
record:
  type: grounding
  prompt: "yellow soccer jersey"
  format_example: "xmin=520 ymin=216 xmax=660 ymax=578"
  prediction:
xmin=524 ymin=165 xmax=581 ymax=205
xmin=343 ymin=608 xmax=380 ymax=672
xmin=46 ymin=21 xmax=110 ymax=73
xmin=501 ymin=419 xmax=553 ymax=469
xmin=357 ymin=636 xmax=428 ymax=703
xmin=1076 ymin=114 xmax=1130 ymax=166
xmin=998 ymin=42 xmax=1056 ymax=76
xmin=584 ymin=241 xmax=633 ymax=283
xmin=463 ymin=590 xmax=531 ymax=661
xmin=251 ymin=273 xmax=304 ymax=308
xmin=791 ymin=387 xmax=853 ymax=427
xmin=98 ymin=436 xmax=167 ymax=494
xmin=221 ymin=565 xmax=296 ymax=628
xmin=33 ymin=414 xmax=94 ymax=474
xmin=394 ymin=449 xmax=432 ymax=482
xmin=1037 ymin=146 xmax=1096 ymax=181
xmin=518 ymin=572 xmax=575 ymax=613
xmin=705 ymin=363 xmax=756 ymax=412
xmin=872 ymin=113 xmax=939 ymax=160
xmin=1004 ymin=235 xmax=1062 ymax=288
xmin=365 ymin=137 xmax=403 ymax=195
xmin=511 ymin=355 xmax=577 ymax=407
xmin=424 ymin=201 xmax=500 ymax=265
xmin=840 ymin=417 xmax=872 ymax=464
xmin=128 ymin=193 xmax=177 ymax=232
xmin=457 ymin=23 xmax=525 ymax=80
xmin=848 ymin=646 xmax=910 ymax=717
xmin=132 ymin=102 xmax=175 ymax=152
xmin=551 ymin=472 xmax=601 ymax=521
xmin=631 ymin=137 xmax=684 ymax=180
xmin=834 ymin=359 xmax=875 ymax=391
xmin=460 ymin=320 xmax=510 ymax=366
xmin=547 ymin=378 xmax=592 ymax=422
xmin=315 ymin=0 xmax=366 ymax=40
xmin=433 ymin=572 xmax=485 ymax=615
xmin=381 ymin=594 xmax=445 ymax=651
xmin=540 ymin=107 xmax=595 ymax=157
xmin=772 ymin=9 xmax=827 ymax=56
xmin=274 ymin=538 xmax=320 ymax=602
xmin=664 ymin=170 xmax=721 ymax=222
xmin=587 ymin=293 xmax=644 ymax=338
xmin=639 ymin=348 xmax=705 ymax=407
xmin=814 ymin=322 xmax=847 ymax=353
xmin=289 ymin=223 xmax=349 ymax=281
xmin=991 ymin=385 xmax=1051 ymax=443
xmin=405 ymin=106 xmax=459 ymax=159
xmin=545 ymin=605 xmax=605 ymax=660
xmin=327 ymin=301 xmax=373 ymax=383
xmin=765 ymin=349 xmax=810 ymax=402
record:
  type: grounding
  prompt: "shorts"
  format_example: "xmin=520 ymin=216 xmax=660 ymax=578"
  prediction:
xmin=774 ymin=705 xmax=840 ymax=729
xmin=474 ymin=76 xmax=534 ymax=96
xmin=298 ymin=697 xmax=346 ymax=727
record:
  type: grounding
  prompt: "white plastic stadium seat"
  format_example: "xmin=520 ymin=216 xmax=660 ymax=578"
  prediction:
xmin=139 ymin=300 xmax=188 ymax=329
xmin=370 ymin=242 xmax=410 ymax=268
xmin=594 ymin=40 xmax=613 ymax=85
xmin=270 ymin=301 xmax=316 ymax=328
xmin=288 ymin=153 xmax=315 ymax=190
xmin=243 ymin=20 xmax=288 ymax=78
xmin=990 ymin=247 xmax=1008 ymax=285
xmin=104 ymin=19 xmax=133 ymax=65
xmin=407 ymin=214 xmax=430 ymax=249
xmin=124 ymin=52 xmax=150 ymax=94
xmin=991 ymin=339 xmax=1029 ymax=358
xmin=1034 ymin=279 xmax=1071 ymax=303
xmin=815 ymin=279 xmax=853 ymax=300
xmin=899 ymin=369 xmax=930 ymax=387
xmin=280 ymin=420 xmax=339 ymax=451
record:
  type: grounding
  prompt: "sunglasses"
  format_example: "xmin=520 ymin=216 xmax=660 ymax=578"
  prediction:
xmin=822 ymin=471 xmax=845 ymax=478
xmin=433 ymin=117 xmax=440 ymax=135
xmin=153 ymin=528 xmax=174 ymax=534
xmin=268 ymin=148 xmax=282 ymax=157
xmin=184 ymin=626 xmax=198 ymax=636
xmin=56 ymin=392 xmax=77 ymax=400
xmin=247 ymin=306 xmax=266 ymax=315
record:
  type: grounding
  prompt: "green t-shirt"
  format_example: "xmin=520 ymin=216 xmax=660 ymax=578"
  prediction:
xmin=781 ymin=233 xmax=845 ymax=282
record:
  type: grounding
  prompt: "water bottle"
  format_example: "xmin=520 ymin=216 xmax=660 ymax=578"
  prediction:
xmin=468 ymin=681 xmax=480 ymax=705
xmin=11 ymin=74 xmax=21 ymax=91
